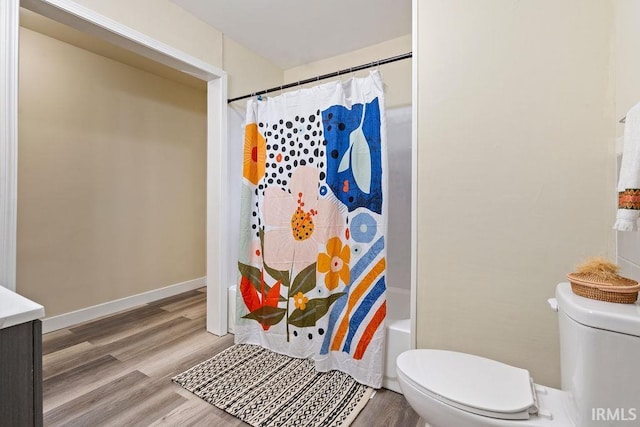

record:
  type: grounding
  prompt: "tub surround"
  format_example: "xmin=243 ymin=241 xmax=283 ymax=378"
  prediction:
xmin=383 ymin=318 xmax=410 ymax=392
xmin=382 ymin=286 xmax=412 ymax=393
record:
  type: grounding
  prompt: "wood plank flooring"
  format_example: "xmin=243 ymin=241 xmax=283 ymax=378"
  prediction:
xmin=42 ymin=288 xmax=420 ymax=426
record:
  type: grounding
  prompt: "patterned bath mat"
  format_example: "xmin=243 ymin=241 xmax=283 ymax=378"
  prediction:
xmin=172 ymin=344 xmax=373 ymax=427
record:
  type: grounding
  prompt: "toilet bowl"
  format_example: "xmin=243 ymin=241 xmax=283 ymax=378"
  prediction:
xmin=396 ymin=350 xmax=571 ymax=426
xmin=397 ymin=282 xmax=640 ymax=427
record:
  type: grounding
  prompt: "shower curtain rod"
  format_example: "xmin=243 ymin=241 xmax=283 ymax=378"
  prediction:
xmin=227 ymin=52 xmax=412 ymax=103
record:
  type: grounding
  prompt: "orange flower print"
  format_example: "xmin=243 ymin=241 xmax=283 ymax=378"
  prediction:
xmin=318 ymin=237 xmax=351 ymax=290
xmin=243 ymin=123 xmax=266 ymax=185
xmin=293 ymin=292 xmax=309 ymax=310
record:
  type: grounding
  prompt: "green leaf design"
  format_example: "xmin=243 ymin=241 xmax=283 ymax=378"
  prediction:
xmin=264 ymin=263 xmax=291 ymax=287
xmin=288 ymin=293 xmax=345 ymax=328
xmin=259 ymin=228 xmax=291 ymax=286
xmin=238 ymin=262 xmax=262 ymax=290
xmin=242 ymin=306 xmax=287 ymax=326
xmin=290 ymin=262 xmax=316 ymax=296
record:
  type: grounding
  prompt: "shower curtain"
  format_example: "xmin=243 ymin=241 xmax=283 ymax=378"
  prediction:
xmin=235 ymin=71 xmax=387 ymax=388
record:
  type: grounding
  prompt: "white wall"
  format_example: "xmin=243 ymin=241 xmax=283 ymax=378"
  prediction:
xmin=386 ymin=106 xmax=412 ymax=291
xmin=416 ymin=0 xmax=615 ymax=388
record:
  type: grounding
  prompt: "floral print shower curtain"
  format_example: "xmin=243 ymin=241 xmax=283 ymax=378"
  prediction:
xmin=235 ymin=71 xmax=387 ymax=388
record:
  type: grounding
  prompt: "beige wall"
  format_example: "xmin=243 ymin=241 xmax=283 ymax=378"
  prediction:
xmin=224 ymin=36 xmax=284 ymax=101
xmin=71 ymin=0 xmax=223 ymax=67
xmin=17 ymin=28 xmax=207 ymax=316
xmin=16 ymin=8 xmax=284 ymax=317
xmin=416 ymin=0 xmax=615 ymax=388
xmin=19 ymin=8 xmax=206 ymax=91
xmin=284 ymin=35 xmax=411 ymax=109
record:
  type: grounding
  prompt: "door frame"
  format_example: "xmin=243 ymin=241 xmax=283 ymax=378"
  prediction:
xmin=0 ymin=0 xmax=229 ymax=335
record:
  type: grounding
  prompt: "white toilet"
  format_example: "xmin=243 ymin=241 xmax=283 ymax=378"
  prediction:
xmin=396 ymin=282 xmax=640 ymax=427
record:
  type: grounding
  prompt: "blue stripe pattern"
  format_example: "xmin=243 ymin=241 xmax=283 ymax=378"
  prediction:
xmin=342 ymin=276 xmax=386 ymax=353
xmin=349 ymin=237 xmax=384 ymax=284
xmin=320 ymin=294 xmax=347 ymax=354
xmin=319 ymin=235 xmax=385 ymax=355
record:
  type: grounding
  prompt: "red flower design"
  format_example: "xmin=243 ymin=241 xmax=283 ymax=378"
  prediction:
xmin=240 ymin=271 xmax=282 ymax=330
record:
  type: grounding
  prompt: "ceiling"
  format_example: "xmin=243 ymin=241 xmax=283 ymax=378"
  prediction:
xmin=169 ymin=0 xmax=411 ymax=69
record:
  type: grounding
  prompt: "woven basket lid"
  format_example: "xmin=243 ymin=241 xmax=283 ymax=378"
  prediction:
xmin=566 ymin=272 xmax=640 ymax=293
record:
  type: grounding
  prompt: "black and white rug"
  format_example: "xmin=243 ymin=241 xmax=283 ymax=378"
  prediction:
xmin=172 ymin=344 xmax=373 ymax=427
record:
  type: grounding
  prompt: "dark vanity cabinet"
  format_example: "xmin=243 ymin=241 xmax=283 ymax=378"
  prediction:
xmin=0 ymin=319 xmax=43 ymax=427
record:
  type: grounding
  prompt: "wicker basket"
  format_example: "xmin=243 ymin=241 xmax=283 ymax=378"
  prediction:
xmin=566 ymin=272 xmax=640 ymax=304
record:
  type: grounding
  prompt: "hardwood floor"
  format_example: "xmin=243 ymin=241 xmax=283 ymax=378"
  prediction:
xmin=42 ymin=288 xmax=420 ymax=426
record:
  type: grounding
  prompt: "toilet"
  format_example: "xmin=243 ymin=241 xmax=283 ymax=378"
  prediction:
xmin=396 ymin=282 xmax=640 ymax=427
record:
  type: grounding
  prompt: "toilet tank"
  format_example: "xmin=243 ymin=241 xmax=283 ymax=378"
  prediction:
xmin=555 ymin=283 xmax=640 ymax=427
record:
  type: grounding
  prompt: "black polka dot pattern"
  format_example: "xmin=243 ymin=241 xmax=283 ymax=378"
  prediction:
xmin=250 ymin=112 xmax=328 ymax=227
xmin=263 ymin=116 xmax=324 ymax=184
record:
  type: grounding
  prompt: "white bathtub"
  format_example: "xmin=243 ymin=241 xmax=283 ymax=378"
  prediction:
xmin=227 ymin=284 xmax=410 ymax=394
xmin=383 ymin=286 xmax=411 ymax=393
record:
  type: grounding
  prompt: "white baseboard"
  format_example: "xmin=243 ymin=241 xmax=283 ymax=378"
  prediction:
xmin=41 ymin=277 xmax=205 ymax=333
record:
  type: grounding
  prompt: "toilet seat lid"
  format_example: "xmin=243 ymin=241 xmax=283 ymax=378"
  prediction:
xmin=397 ymin=349 xmax=535 ymax=420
